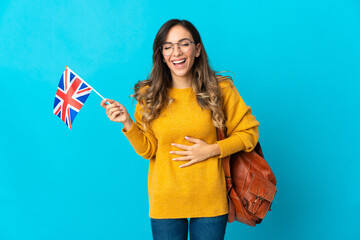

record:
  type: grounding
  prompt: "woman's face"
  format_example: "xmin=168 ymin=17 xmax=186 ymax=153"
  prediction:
xmin=162 ymin=25 xmax=201 ymax=81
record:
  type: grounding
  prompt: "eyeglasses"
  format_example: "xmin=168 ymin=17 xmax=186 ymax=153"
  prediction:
xmin=160 ymin=39 xmax=196 ymax=56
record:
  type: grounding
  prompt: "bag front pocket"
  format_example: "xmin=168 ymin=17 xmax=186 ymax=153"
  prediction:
xmin=244 ymin=173 xmax=277 ymax=219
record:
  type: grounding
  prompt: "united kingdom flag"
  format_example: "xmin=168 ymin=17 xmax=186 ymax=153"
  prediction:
xmin=53 ymin=68 xmax=92 ymax=129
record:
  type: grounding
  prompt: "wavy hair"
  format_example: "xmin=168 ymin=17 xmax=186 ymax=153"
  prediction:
xmin=132 ymin=19 xmax=233 ymax=131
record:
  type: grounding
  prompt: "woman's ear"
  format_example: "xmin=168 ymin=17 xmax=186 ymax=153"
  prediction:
xmin=195 ymin=43 xmax=201 ymax=57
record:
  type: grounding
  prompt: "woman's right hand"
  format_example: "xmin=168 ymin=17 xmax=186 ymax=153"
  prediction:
xmin=100 ymin=99 xmax=133 ymax=130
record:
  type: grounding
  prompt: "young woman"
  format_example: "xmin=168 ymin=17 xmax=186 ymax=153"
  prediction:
xmin=101 ymin=19 xmax=260 ymax=240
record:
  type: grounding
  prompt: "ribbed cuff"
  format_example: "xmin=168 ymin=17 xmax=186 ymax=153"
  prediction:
xmin=122 ymin=122 xmax=140 ymax=139
xmin=216 ymin=135 xmax=246 ymax=158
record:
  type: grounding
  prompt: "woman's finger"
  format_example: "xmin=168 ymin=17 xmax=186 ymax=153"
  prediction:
xmin=169 ymin=150 xmax=190 ymax=156
xmin=185 ymin=136 xmax=202 ymax=143
xmin=108 ymin=106 xmax=121 ymax=116
xmin=172 ymin=156 xmax=191 ymax=161
xmin=100 ymin=99 xmax=109 ymax=108
xmin=106 ymin=107 xmax=115 ymax=117
xmin=171 ymin=143 xmax=190 ymax=150
xmin=179 ymin=160 xmax=197 ymax=168
xmin=101 ymin=98 xmax=116 ymax=107
xmin=110 ymin=110 xmax=122 ymax=121
xmin=110 ymin=108 xmax=121 ymax=116
xmin=105 ymin=103 xmax=118 ymax=111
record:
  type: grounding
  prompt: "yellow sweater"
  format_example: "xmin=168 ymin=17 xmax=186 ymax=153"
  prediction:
xmin=122 ymin=79 xmax=259 ymax=219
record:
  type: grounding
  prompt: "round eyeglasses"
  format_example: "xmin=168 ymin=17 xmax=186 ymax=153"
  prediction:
xmin=160 ymin=39 xmax=196 ymax=56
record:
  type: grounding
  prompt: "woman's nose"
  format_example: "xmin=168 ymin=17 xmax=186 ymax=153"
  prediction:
xmin=172 ymin=44 xmax=182 ymax=56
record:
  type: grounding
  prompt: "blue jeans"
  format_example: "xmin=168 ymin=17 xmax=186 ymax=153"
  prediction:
xmin=150 ymin=214 xmax=228 ymax=240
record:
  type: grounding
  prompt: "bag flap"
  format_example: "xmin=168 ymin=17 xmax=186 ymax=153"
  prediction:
xmin=248 ymin=174 xmax=276 ymax=202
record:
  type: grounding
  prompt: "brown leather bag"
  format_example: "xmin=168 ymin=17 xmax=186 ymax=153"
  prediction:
xmin=217 ymin=128 xmax=277 ymax=226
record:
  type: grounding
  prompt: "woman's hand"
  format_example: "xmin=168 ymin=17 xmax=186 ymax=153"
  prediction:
xmin=100 ymin=99 xmax=133 ymax=131
xmin=170 ymin=136 xmax=221 ymax=168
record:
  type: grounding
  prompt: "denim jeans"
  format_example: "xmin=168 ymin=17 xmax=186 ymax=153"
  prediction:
xmin=150 ymin=214 xmax=228 ymax=240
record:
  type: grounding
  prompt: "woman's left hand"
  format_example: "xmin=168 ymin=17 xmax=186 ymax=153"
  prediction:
xmin=170 ymin=136 xmax=220 ymax=168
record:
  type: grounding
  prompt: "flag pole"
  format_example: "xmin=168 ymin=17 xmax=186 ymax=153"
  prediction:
xmin=65 ymin=66 xmax=109 ymax=104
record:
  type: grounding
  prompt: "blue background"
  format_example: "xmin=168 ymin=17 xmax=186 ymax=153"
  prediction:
xmin=0 ymin=0 xmax=359 ymax=239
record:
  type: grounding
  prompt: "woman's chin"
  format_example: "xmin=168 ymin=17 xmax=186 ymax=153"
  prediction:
xmin=171 ymin=69 xmax=190 ymax=78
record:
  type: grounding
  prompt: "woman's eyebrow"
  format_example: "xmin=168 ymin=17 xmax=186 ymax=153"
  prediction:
xmin=163 ymin=38 xmax=191 ymax=44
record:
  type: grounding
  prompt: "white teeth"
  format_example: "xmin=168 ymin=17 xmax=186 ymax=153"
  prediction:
xmin=172 ymin=59 xmax=186 ymax=64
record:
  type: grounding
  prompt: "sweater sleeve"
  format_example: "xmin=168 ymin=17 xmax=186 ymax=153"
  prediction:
xmin=122 ymin=101 xmax=157 ymax=160
xmin=216 ymin=80 xmax=260 ymax=158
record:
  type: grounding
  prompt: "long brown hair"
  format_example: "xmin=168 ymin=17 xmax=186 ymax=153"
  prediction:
xmin=132 ymin=19 xmax=231 ymax=131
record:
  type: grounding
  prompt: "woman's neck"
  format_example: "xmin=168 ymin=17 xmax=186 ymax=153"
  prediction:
xmin=171 ymin=75 xmax=192 ymax=89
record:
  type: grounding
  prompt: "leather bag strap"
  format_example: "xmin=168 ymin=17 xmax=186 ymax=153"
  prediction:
xmin=217 ymin=128 xmax=231 ymax=180
xmin=217 ymin=128 xmax=236 ymax=222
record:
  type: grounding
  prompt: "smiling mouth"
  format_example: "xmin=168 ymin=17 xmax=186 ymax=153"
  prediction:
xmin=172 ymin=59 xmax=186 ymax=66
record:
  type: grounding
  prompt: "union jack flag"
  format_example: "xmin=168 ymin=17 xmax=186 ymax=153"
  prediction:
xmin=53 ymin=68 xmax=92 ymax=129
